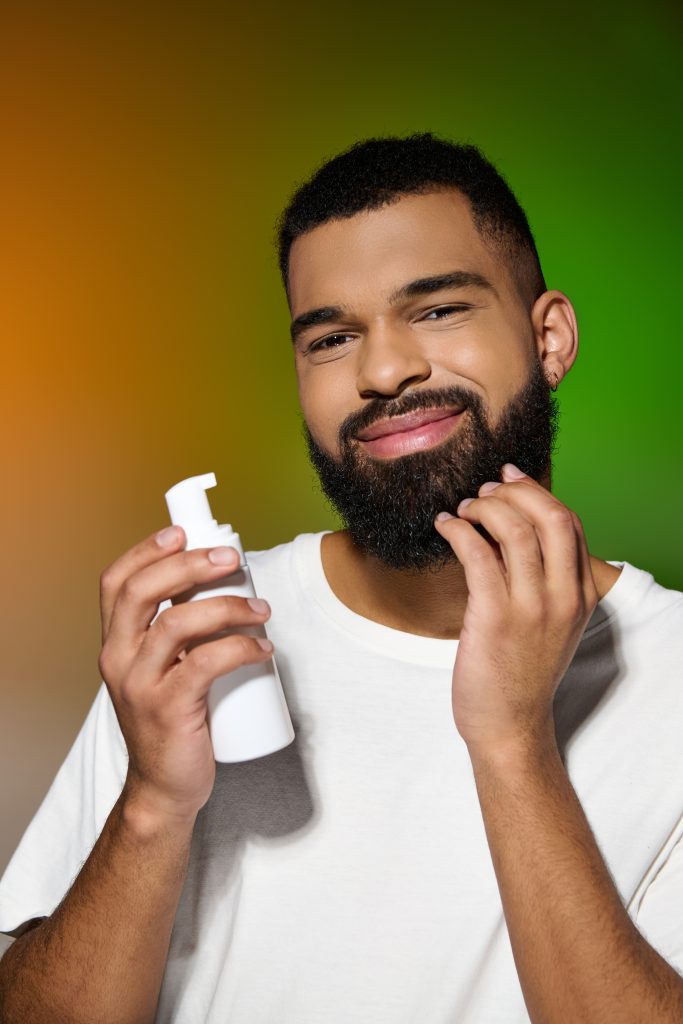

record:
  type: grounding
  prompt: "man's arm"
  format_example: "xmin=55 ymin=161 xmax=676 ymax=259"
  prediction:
xmin=434 ymin=462 xmax=683 ymax=1022
xmin=0 ymin=786 xmax=195 ymax=1024
xmin=0 ymin=522 xmax=274 ymax=1023
xmin=469 ymin=734 xmax=683 ymax=1023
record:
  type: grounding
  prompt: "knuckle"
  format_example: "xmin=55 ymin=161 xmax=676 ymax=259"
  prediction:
xmin=99 ymin=565 xmax=117 ymax=593
xmin=239 ymin=634 xmax=267 ymax=661
xmin=236 ymin=634 xmax=256 ymax=660
xmin=184 ymin=632 xmax=261 ymax=677
xmin=548 ymin=506 xmax=574 ymax=527
xmin=570 ymin=510 xmax=586 ymax=534
xmin=190 ymin=644 xmax=213 ymax=672
xmin=119 ymin=574 xmax=143 ymax=603
xmin=118 ymin=676 xmax=137 ymax=707
xmin=98 ymin=645 xmax=113 ymax=679
xmin=222 ymin=595 xmax=243 ymax=617
xmin=510 ymin=522 xmax=534 ymax=544
xmin=551 ymin=587 xmax=583 ymax=622
xmin=155 ymin=606 xmax=182 ymax=636
xmin=192 ymin=548 xmax=216 ymax=571
xmin=564 ymin=595 xmax=585 ymax=623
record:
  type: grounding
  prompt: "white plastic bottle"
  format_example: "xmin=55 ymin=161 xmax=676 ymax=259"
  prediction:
xmin=164 ymin=472 xmax=295 ymax=763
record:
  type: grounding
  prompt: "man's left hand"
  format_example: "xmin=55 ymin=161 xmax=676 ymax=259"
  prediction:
xmin=434 ymin=462 xmax=599 ymax=754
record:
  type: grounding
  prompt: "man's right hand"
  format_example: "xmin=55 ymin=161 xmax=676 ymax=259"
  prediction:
xmin=98 ymin=525 xmax=274 ymax=824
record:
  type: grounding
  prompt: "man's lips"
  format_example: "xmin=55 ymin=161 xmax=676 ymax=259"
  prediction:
xmin=357 ymin=409 xmax=466 ymax=458
xmin=355 ymin=405 xmax=465 ymax=441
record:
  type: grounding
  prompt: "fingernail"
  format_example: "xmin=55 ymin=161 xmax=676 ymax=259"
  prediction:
xmin=435 ymin=511 xmax=454 ymax=521
xmin=256 ymin=637 xmax=274 ymax=651
xmin=458 ymin=498 xmax=475 ymax=512
xmin=479 ymin=481 xmax=501 ymax=494
xmin=208 ymin=546 xmax=238 ymax=565
xmin=247 ymin=598 xmax=269 ymax=614
xmin=502 ymin=463 xmax=526 ymax=479
xmin=156 ymin=526 xmax=179 ymax=547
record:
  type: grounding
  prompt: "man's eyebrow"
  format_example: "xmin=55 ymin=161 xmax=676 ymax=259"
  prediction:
xmin=289 ymin=269 xmax=497 ymax=344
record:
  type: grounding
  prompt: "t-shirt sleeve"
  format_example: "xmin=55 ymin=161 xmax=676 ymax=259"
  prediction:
xmin=0 ymin=681 xmax=129 ymax=939
xmin=630 ymin=815 xmax=683 ymax=977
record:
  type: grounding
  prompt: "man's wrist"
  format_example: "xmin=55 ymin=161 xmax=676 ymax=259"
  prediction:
xmin=465 ymin=724 xmax=561 ymax=777
xmin=118 ymin=784 xmax=199 ymax=842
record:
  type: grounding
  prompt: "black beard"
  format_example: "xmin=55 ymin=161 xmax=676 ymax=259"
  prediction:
xmin=302 ymin=359 xmax=559 ymax=572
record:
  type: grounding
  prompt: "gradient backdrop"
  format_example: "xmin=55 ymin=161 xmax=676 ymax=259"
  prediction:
xmin=1 ymin=1 xmax=681 ymax=874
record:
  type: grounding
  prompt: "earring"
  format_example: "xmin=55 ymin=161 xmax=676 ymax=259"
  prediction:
xmin=549 ymin=372 xmax=559 ymax=392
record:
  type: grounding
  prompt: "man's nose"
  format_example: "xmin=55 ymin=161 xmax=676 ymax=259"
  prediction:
xmin=355 ymin=323 xmax=432 ymax=397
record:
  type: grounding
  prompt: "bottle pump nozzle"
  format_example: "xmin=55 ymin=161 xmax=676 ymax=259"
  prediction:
xmin=165 ymin=472 xmax=221 ymax=531
xmin=164 ymin=471 xmax=242 ymax=557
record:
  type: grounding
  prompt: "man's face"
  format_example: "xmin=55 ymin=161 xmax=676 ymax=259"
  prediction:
xmin=287 ymin=189 xmax=558 ymax=572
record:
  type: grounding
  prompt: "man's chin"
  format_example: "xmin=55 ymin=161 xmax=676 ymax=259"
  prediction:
xmin=302 ymin=434 xmax=481 ymax=569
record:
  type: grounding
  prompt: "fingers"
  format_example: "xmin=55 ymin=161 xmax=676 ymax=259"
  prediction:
xmin=435 ymin=515 xmax=508 ymax=601
xmin=104 ymin=542 xmax=241 ymax=652
xmin=165 ymin=629 xmax=274 ymax=703
xmin=467 ymin=471 xmax=588 ymax=600
xmin=136 ymin=593 xmax=272 ymax=676
xmin=453 ymin=495 xmax=545 ymax=599
xmin=100 ymin=525 xmax=188 ymax=642
xmin=435 ymin=463 xmax=596 ymax=615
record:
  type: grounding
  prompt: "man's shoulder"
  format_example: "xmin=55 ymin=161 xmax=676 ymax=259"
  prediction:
xmin=245 ymin=529 xmax=320 ymax=562
xmin=245 ymin=530 xmax=328 ymax=583
xmin=600 ymin=559 xmax=683 ymax=636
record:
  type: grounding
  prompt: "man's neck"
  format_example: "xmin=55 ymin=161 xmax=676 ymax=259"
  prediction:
xmin=320 ymin=529 xmax=622 ymax=641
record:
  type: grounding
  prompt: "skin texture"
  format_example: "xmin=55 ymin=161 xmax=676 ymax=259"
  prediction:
xmin=287 ymin=188 xmax=683 ymax=1021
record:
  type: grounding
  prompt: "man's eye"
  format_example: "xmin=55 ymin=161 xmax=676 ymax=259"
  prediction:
xmin=307 ymin=306 xmax=470 ymax=352
xmin=423 ymin=304 xmax=470 ymax=319
xmin=308 ymin=333 xmax=352 ymax=353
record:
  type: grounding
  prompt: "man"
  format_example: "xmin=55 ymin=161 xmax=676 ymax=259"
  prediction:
xmin=1 ymin=132 xmax=682 ymax=1023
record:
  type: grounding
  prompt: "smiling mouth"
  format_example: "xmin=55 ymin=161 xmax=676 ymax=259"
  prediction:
xmin=356 ymin=409 xmax=466 ymax=458
xmin=355 ymin=405 xmax=465 ymax=442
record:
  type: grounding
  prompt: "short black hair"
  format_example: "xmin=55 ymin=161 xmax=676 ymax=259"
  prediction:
xmin=274 ymin=131 xmax=546 ymax=310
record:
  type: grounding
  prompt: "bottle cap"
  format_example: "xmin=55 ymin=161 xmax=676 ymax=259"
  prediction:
xmin=164 ymin=472 xmax=244 ymax=560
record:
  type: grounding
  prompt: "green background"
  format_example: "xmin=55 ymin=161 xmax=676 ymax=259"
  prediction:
xmin=1 ymin=0 xmax=681 ymax=872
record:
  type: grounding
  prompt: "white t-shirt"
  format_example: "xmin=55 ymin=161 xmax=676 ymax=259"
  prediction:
xmin=1 ymin=530 xmax=682 ymax=1023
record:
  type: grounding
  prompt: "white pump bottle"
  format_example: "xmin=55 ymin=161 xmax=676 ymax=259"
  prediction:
xmin=164 ymin=472 xmax=295 ymax=762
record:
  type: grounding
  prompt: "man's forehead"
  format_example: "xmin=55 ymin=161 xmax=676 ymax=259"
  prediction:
xmin=288 ymin=189 xmax=497 ymax=312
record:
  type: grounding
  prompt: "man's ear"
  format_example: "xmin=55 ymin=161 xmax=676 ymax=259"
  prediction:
xmin=530 ymin=290 xmax=579 ymax=389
